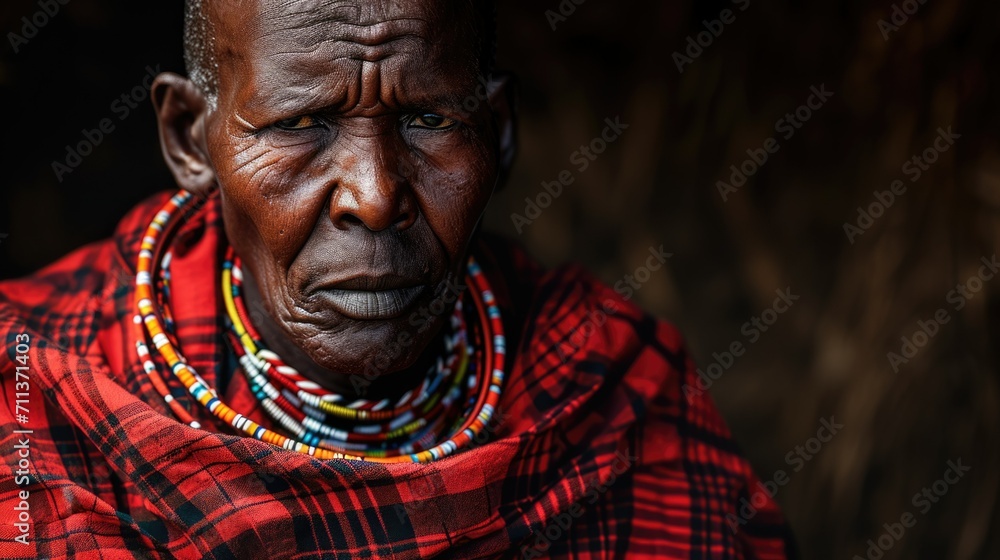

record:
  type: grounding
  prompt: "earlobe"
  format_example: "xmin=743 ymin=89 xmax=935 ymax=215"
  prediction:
xmin=151 ymin=72 xmax=216 ymax=194
xmin=487 ymin=73 xmax=518 ymax=189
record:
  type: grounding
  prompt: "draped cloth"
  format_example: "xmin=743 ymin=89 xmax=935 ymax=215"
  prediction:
xmin=0 ymin=191 xmax=795 ymax=559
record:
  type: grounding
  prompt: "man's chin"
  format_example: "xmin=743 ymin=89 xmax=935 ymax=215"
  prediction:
xmin=275 ymin=280 xmax=458 ymax=385
xmin=293 ymin=315 xmax=446 ymax=376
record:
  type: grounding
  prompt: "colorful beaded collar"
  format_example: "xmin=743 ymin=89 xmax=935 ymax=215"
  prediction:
xmin=133 ymin=190 xmax=506 ymax=463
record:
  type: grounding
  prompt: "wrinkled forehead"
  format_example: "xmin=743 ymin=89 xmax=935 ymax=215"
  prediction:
xmin=208 ymin=0 xmax=480 ymax=97
xmin=211 ymin=0 xmax=468 ymax=39
xmin=252 ymin=0 xmax=438 ymax=48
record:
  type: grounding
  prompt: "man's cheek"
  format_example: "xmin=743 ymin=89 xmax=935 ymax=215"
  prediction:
xmin=418 ymin=207 xmax=473 ymax=266
xmin=417 ymin=174 xmax=492 ymax=231
xmin=220 ymin=136 xmax=314 ymax=197
xmin=225 ymin=163 xmax=322 ymax=258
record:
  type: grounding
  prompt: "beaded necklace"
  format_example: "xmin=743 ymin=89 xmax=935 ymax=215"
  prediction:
xmin=133 ymin=191 xmax=506 ymax=463
xmin=221 ymin=249 xmax=472 ymax=455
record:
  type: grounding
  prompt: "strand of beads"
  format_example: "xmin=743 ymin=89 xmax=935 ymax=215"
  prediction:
xmin=133 ymin=190 xmax=507 ymax=463
xmin=220 ymin=251 xmax=473 ymax=455
xmin=223 ymin=247 xmax=465 ymax=422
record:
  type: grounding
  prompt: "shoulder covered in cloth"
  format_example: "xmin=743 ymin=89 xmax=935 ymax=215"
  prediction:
xmin=0 ymin=191 xmax=793 ymax=559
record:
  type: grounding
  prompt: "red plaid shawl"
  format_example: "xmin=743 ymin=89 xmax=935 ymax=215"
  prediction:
xmin=0 ymin=191 xmax=794 ymax=559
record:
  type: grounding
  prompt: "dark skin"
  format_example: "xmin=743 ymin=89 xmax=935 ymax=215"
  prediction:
xmin=152 ymin=0 xmax=515 ymax=401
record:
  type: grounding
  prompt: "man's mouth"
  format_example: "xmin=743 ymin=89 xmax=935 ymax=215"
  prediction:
xmin=314 ymin=274 xmax=428 ymax=320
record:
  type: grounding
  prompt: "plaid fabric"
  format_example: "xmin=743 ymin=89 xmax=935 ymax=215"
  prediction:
xmin=0 ymin=191 xmax=795 ymax=559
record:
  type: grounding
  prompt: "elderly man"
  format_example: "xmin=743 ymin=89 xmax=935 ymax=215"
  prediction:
xmin=0 ymin=1 xmax=794 ymax=558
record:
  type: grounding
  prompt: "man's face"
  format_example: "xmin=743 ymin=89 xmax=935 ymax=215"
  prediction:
xmin=202 ymin=0 xmax=500 ymax=377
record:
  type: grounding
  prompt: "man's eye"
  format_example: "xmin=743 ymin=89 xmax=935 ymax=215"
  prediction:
xmin=408 ymin=114 xmax=456 ymax=130
xmin=275 ymin=115 xmax=323 ymax=130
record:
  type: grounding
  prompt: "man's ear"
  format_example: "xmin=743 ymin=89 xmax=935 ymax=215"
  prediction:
xmin=151 ymin=72 xmax=216 ymax=194
xmin=487 ymin=73 xmax=518 ymax=189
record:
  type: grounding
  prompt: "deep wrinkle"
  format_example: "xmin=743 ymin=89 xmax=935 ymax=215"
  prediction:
xmin=153 ymin=0 xmax=513 ymax=401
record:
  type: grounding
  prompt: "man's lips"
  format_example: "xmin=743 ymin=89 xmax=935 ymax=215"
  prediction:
xmin=327 ymin=274 xmax=424 ymax=292
xmin=312 ymin=274 xmax=428 ymax=320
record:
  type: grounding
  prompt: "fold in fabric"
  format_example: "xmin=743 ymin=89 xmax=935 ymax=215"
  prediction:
xmin=0 ymin=190 xmax=794 ymax=559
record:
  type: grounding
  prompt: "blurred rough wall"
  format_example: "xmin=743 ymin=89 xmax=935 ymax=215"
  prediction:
xmin=1 ymin=0 xmax=998 ymax=558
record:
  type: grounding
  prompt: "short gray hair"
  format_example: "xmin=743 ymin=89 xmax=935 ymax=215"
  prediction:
xmin=183 ymin=0 xmax=219 ymax=108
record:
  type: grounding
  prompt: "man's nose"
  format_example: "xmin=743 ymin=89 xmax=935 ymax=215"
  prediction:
xmin=328 ymin=142 xmax=417 ymax=232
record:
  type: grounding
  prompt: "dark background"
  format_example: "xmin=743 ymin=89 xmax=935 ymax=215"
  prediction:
xmin=2 ymin=1 xmax=998 ymax=558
